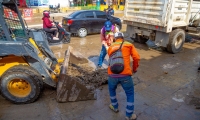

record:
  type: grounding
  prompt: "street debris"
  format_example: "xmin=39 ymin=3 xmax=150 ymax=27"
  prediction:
xmin=56 ymin=47 xmax=108 ymax=102
xmin=68 ymin=63 xmax=108 ymax=89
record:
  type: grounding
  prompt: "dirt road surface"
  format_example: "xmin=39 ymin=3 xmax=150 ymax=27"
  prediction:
xmin=0 ymin=14 xmax=200 ymax=120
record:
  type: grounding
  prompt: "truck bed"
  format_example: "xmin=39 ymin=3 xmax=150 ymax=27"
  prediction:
xmin=123 ymin=0 xmax=198 ymax=30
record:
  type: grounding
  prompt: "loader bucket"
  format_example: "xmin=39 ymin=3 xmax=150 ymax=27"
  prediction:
xmin=56 ymin=46 xmax=96 ymax=102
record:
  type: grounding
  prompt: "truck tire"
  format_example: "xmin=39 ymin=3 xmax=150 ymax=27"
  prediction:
xmin=167 ymin=29 xmax=185 ymax=54
xmin=0 ymin=65 xmax=42 ymax=104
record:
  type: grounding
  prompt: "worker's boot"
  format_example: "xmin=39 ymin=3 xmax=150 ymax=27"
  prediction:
xmin=125 ymin=114 xmax=137 ymax=120
xmin=109 ymin=104 xmax=119 ymax=113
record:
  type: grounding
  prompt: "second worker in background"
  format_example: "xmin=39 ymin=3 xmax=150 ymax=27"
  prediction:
xmin=97 ymin=20 xmax=119 ymax=69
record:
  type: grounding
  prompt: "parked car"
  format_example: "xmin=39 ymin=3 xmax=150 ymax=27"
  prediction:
xmin=62 ymin=10 xmax=122 ymax=37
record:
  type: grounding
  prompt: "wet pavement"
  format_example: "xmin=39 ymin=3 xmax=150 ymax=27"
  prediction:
xmin=0 ymin=13 xmax=200 ymax=120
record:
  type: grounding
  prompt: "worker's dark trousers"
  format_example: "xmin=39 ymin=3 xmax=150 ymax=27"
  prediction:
xmin=108 ymin=76 xmax=134 ymax=117
xmin=98 ymin=45 xmax=107 ymax=67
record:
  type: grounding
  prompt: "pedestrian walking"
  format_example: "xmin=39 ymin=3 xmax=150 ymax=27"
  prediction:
xmin=107 ymin=32 xmax=140 ymax=120
xmin=97 ymin=20 xmax=119 ymax=69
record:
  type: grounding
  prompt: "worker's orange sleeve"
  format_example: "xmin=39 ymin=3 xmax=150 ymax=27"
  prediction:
xmin=130 ymin=46 xmax=140 ymax=72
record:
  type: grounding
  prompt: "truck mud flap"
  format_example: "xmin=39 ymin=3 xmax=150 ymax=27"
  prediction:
xmin=56 ymin=46 xmax=96 ymax=102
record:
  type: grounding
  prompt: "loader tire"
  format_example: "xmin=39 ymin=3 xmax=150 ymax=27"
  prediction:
xmin=18 ymin=65 xmax=44 ymax=91
xmin=0 ymin=65 xmax=42 ymax=104
xmin=167 ymin=29 xmax=185 ymax=54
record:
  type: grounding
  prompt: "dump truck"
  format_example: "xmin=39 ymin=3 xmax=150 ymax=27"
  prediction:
xmin=123 ymin=0 xmax=200 ymax=53
xmin=0 ymin=0 xmax=97 ymax=104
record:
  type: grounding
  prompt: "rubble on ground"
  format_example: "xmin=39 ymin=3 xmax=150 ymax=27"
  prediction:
xmin=67 ymin=63 xmax=108 ymax=89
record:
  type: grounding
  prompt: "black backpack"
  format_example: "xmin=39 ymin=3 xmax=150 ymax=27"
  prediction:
xmin=109 ymin=41 xmax=124 ymax=74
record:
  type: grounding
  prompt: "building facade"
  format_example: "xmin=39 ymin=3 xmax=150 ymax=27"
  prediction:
xmin=18 ymin=0 xmax=125 ymax=7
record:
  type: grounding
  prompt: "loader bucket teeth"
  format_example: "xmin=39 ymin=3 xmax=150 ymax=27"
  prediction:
xmin=56 ymin=46 xmax=97 ymax=102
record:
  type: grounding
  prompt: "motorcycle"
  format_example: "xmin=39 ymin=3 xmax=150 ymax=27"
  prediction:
xmin=44 ymin=17 xmax=71 ymax=45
